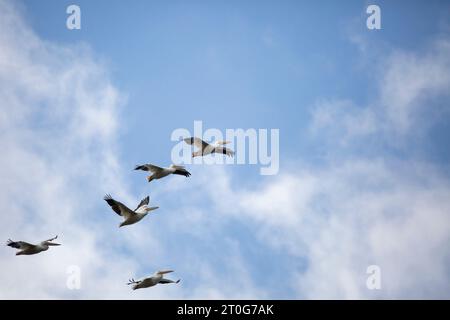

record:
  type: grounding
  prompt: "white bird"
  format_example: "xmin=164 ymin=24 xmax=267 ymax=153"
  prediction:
xmin=134 ymin=164 xmax=191 ymax=182
xmin=183 ymin=137 xmax=235 ymax=158
xmin=104 ymin=194 xmax=159 ymax=227
xmin=6 ymin=236 xmax=61 ymax=255
xmin=127 ymin=270 xmax=180 ymax=290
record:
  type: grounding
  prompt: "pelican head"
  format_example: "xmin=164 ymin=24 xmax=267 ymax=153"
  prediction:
xmin=43 ymin=237 xmax=61 ymax=246
xmin=157 ymin=270 xmax=174 ymax=275
xmin=119 ymin=221 xmax=129 ymax=228
xmin=46 ymin=242 xmax=61 ymax=246
xmin=43 ymin=236 xmax=60 ymax=246
xmin=145 ymin=205 xmax=159 ymax=212
xmin=147 ymin=175 xmax=154 ymax=182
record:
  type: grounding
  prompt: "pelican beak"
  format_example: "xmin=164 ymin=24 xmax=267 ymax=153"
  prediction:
xmin=147 ymin=176 xmax=154 ymax=182
xmin=48 ymin=242 xmax=61 ymax=246
xmin=159 ymin=270 xmax=174 ymax=274
xmin=147 ymin=206 xmax=159 ymax=212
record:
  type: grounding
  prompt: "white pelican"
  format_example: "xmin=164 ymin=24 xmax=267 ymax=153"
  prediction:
xmin=104 ymin=194 xmax=159 ymax=227
xmin=6 ymin=236 xmax=60 ymax=255
xmin=127 ymin=270 xmax=180 ymax=290
xmin=183 ymin=137 xmax=235 ymax=157
xmin=134 ymin=164 xmax=191 ymax=182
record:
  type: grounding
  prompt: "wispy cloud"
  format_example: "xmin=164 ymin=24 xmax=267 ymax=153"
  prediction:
xmin=0 ymin=0 xmax=137 ymax=299
xmin=0 ymin=0 xmax=265 ymax=299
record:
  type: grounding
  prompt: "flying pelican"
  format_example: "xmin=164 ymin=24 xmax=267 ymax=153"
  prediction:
xmin=183 ymin=137 xmax=235 ymax=157
xmin=127 ymin=270 xmax=180 ymax=290
xmin=6 ymin=236 xmax=61 ymax=255
xmin=134 ymin=164 xmax=191 ymax=182
xmin=104 ymin=194 xmax=159 ymax=227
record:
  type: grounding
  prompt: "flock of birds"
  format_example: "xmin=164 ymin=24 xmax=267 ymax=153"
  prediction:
xmin=7 ymin=137 xmax=235 ymax=290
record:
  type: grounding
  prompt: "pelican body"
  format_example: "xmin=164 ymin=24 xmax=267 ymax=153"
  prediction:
xmin=127 ymin=270 xmax=180 ymax=290
xmin=104 ymin=195 xmax=159 ymax=227
xmin=134 ymin=164 xmax=191 ymax=182
xmin=6 ymin=236 xmax=61 ymax=255
xmin=183 ymin=137 xmax=235 ymax=157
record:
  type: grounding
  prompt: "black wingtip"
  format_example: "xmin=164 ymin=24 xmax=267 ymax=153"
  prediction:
xmin=6 ymin=240 xmax=19 ymax=248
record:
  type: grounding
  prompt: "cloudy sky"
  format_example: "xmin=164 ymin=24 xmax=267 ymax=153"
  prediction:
xmin=1 ymin=0 xmax=450 ymax=299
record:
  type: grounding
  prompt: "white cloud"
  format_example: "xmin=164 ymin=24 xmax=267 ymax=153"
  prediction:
xmin=0 ymin=0 xmax=137 ymax=299
xmin=310 ymin=99 xmax=377 ymax=146
xmin=380 ymin=39 xmax=450 ymax=133
xmin=181 ymin=161 xmax=450 ymax=299
xmin=0 ymin=0 xmax=267 ymax=299
xmin=310 ymin=38 xmax=450 ymax=145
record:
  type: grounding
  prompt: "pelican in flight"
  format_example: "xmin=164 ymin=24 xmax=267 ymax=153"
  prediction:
xmin=183 ymin=137 xmax=235 ymax=157
xmin=134 ymin=164 xmax=191 ymax=182
xmin=104 ymin=194 xmax=159 ymax=227
xmin=6 ymin=236 xmax=60 ymax=255
xmin=127 ymin=270 xmax=180 ymax=290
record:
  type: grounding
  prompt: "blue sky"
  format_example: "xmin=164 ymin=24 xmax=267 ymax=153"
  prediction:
xmin=24 ymin=0 xmax=450 ymax=170
xmin=1 ymin=0 xmax=450 ymax=299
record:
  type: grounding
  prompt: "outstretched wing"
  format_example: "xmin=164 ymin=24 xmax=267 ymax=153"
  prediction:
xmin=134 ymin=196 xmax=149 ymax=211
xmin=104 ymin=194 xmax=135 ymax=217
xmin=172 ymin=166 xmax=191 ymax=177
xmin=127 ymin=278 xmax=141 ymax=285
xmin=183 ymin=137 xmax=210 ymax=150
xmin=213 ymin=140 xmax=230 ymax=146
xmin=6 ymin=240 xmax=34 ymax=250
xmin=45 ymin=235 xmax=58 ymax=242
xmin=159 ymin=279 xmax=180 ymax=284
xmin=134 ymin=164 xmax=164 ymax=173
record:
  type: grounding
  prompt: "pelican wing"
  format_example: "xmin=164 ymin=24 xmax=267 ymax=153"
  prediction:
xmin=127 ymin=278 xmax=141 ymax=285
xmin=134 ymin=164 xmax=164 ymax=173
xmin=159 ymin=279 xmax=180 ymax=284
xmin=44 ymin=235 xmax=58 ymax=242
xmin=104 ymin=195 xmax=135 ymax=217
xmin=183 ymin=137 xmax=210 ymax=150
xmin=172 ymin=166 xmax=191 ymax=177
xmin=214 ymin=140 xmax=230 ymax=146
xmin=6 ymin=240 xmax=34 ymax=250
xmin=134 ymin=196 xmax=149 ymax=211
